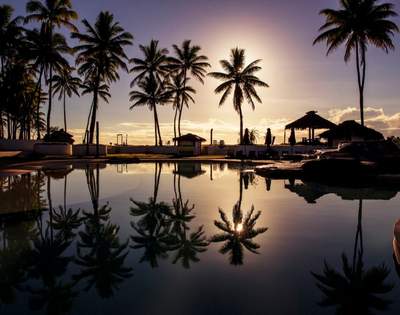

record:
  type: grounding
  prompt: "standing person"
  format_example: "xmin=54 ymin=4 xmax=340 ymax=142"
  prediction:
xmin=288 ymin=128 xmax=296 ymax=146
xmin=265 ymin=128 xmax=272 ymax=149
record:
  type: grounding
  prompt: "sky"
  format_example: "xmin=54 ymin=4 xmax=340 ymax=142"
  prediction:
xmin=5 ymin=0 xmax=400 ymax=144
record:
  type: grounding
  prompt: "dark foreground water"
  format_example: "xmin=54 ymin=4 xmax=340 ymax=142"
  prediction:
xmin=1 ymin=162 xmax=400 ymax=315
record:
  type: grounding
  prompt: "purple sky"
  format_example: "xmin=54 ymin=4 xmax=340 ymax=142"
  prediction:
xmin=5 ymin=0 xmax=400 ymax=144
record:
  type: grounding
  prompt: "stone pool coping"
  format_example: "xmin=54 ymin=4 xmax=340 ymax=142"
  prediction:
xmin=0 ymin=155 xmax=280 ymax=176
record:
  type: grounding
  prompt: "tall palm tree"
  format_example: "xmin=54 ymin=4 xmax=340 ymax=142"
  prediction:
xmin=208 ymin=48 xmax=269 ymax=144
xmin=52 ymin=67 xmax=81 ymax=131
xmin=129 ymin=40 xmax=169 ymax=145
xmin=165 ymin=74 xmax=196 ymax=143
xmin=72 ymin=11 xmax=133 ymax=144
xmin=129 ymin=39 xmax=170 ymax=85
xmin=169 ymin=40 xmax=210 ymax=136
xmin=25 ymin=27 xmax=70 ymax=138
xmin=0 ymin=6 xmax=25 ymax=139
xmin=314 ymin=0 xmax=398 ymax=126
xmin=129 ymin=75 xmax=171 ymax=146
xmin=0 ymin=4 xmax=23 ymax=74
xmin=25 ymin=0 xmax=78 ymax=136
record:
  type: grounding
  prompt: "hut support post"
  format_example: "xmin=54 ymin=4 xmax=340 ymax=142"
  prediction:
xmin=283 ymin=129 xmax=286 ymax=144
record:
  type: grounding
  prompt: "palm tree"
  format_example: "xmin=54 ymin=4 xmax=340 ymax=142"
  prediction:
xmin=0 ymin=4 xmax=23 ymax=75
xmin=169 ymin=40 xmax=210 ymax=136
xmin=0 ymin=5 xmax=28 ymax=138
xmin=25 ymin=0 xmax=78 ymax=32
xmin=52 ymin=67 xmax=81 ymax=131
xmin=72 ymin=11 xmax=133 ymax=144
xmin=25 ymin=27 xmax=70 ymax=137
xmin=210 ymin=204 xmax=267 ymax=265
xmin=74 ymin=209 xmax=132 ymax=299
xmin=165 ymin=74 xmax=196 ymax=143
xmin=172 ymin=226 xmax=208 ymax=269
xmin=314 ymin=0 xmax=398 ymax=126
xmin=209 ymin=48 xmax=269 ymax=144
xmin=129 ymin=40 xmax=169 ymax=145
xmin=129 ymin=39 xmax=170 ymax=85
xmin=129 ymin=75 xmax=171 ymax=146
xmin=312 ymin=202 xmax=393 ymax=314
xmin=25 ymin=0 xmax=78 ymax=136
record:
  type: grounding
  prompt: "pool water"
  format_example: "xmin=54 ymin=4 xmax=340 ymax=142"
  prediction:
xmin=1 ymin=162 xmax=400 ymax=315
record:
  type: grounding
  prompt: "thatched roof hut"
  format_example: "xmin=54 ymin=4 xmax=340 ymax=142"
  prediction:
xmin=284 ymin=111 xmax=336 ymax=143
xmin=319 ymin=120 xmax=384 ymax=147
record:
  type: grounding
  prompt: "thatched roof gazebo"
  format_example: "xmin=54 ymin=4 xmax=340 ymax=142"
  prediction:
xmin=284 ymin=111 xmax=336 ymax=144
xmin=319 ymin=120 xmax=384 ymax=147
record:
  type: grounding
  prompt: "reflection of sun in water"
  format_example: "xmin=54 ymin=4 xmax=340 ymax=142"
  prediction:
xmin=236 ymin=223 xmax=243 ymax=232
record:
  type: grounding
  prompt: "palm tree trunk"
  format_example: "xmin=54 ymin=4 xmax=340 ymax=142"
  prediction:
xmin=239 ymin=106 xmax=244 ymax=145
xmin=153 ymin=108 xmax=158 ymax=146
xmin=178 ymin=104 xmax=183 ymax=137
xmin=88 ymin=76 xmax=100 ymax=144
xmin=0 ymin=111 xmax=3 ymax=139
xmin=352 ymin=199 xmax=364 ymax=271
xmin=178 ymin=69 xmax=188 ymax=137
xmin=34 ymin=67 xmax=44 ymax=140
xmin=63 ymin=90 xmax=67 ymax=131
xmin=238 ymin=172 xmax=243 ymax=209
xmin=46 ymin=65 xmax=53 ymax=136
xmin=355 ymin=41 xmax=366 ymax=127
xmin=47 ymin=175 xmax=53 ymax=242
xmin=7 ymin=113 xmax=10 ymax=139
xmin=154 ymin=103 xmax=162 ymax=146
xmin=173 ymin=99 xmax=179 ymax=146
xmin=64 ymin=174 xmax=67 ymax=211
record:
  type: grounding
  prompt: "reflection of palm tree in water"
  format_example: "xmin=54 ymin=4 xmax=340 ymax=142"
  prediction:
xmin=130 ymin=163 xmax=208 ymax=268
xmin=74 ymin=164 xmax=132 ymax=299
xmin=171 ymin=163 xmax=208 ymax=269
xmin=210 ymin=172 xmax=267 ymax=265
xmin=130 ymin=163 xmax=175 ymax=267
xmin=312 ymin=200 xmax=393 ymax=314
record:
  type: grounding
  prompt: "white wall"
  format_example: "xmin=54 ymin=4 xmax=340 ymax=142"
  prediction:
xmin=0 ymin=139 xmax=42 ymax=152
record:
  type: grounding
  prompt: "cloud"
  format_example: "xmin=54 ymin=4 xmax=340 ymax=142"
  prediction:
xmin=67 ymin=107 xmax=400 ymax=145
xmin=69 ymin=118 xmax=291 ymax=145
xmin=328 ymin=106 xmax=400 ymax=136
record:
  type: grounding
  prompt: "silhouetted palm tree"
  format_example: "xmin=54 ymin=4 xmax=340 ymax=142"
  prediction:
xmin=312 ymin=254 xmax=393 ymax=315
xmin=25 ymin=0 xmax=78 ymax=136
xmin=130 ymin=39 xmax=170 ymax=85
xmin=25 ymin=28 xmax=70 ymax=138
xmin=129 ymin=75 xmax=171 ymax=146
xmin=0 ymin=4 xmax=24 ymax=139
xmin=312 ymin=200 xmax=394 ymax=314
xmin=52 ymin=67 xmax=81 ymax=131
xmin=27 ymin=280 xmax=77 ymax=315
xmin=314 ymin=0 xmax=398 ymax=126
xmin=210 ymin=204 xmax=267 ymax=265
xmin=72 ymin=11 xmax=133 ymax=144
xmin=165 ymin=74 xmax=196 ymax=143
xmin=74 ymin=207 xmax=132 ymax=299
xmin=168 ymin=198 xmax=195 ymax=235
xmin=172 ymin=225 xmax=208 ymax=269
xmin=209 ymin=48 xmax=269 ymax=144
xmin=169 ymin=40 xmax=210 ymax=136
xmin=130 ymin=220 xmax=175 ymax=268
xmin=52 ymin=206 xmax=82 ymax=240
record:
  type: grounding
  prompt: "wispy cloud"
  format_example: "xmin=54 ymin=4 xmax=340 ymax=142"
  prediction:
xmin=327 ymin=106 xmax=400 ymax=136
xmin=69 ymin=118 xmax=290 ymax=145
xmin=67 ymin=107 xmax=400 ymax=145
